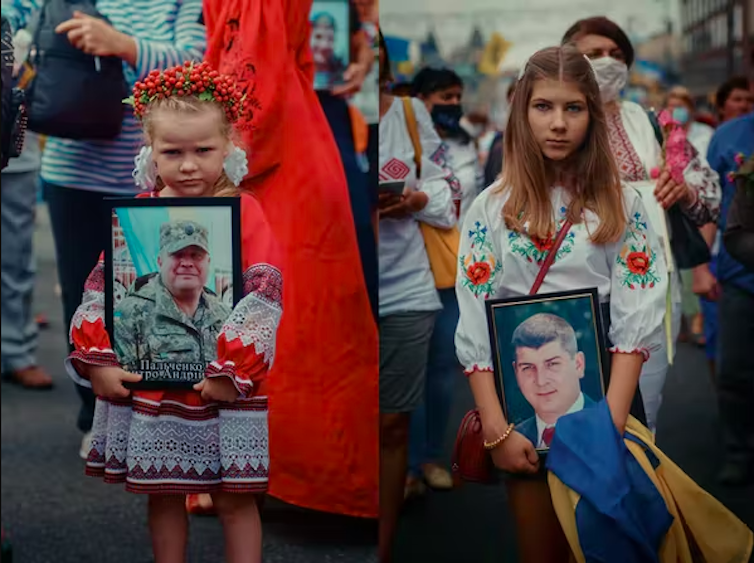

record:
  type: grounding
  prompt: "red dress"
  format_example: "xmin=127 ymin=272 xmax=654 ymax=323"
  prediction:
xmin=203 ymin=0 xmax=379 ymax=517
xmin=67 ymin=192 xmax=283 ymax=494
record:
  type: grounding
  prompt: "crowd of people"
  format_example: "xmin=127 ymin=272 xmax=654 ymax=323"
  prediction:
xmin=1 ymin=1 xmax=753 ymax=562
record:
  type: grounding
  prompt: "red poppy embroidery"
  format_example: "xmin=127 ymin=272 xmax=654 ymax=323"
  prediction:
xmin=531 ymin=236 xmax=554 ymax=253
xmin=460 ymin=222 xmax=502 ymax=299
xmin=617 ymin=212 xmax=661 ymax=290
xmin=626 ymin=252 xmax=650 ymax=276
xmin=466 ymin=262 xmax=491 ymax=286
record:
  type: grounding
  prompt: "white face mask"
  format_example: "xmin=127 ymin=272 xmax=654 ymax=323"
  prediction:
xmin=590 ymin=56 xmax=628 ymax=103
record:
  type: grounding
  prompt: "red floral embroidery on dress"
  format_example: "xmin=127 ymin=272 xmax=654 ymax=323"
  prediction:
xmin=607 ymin=111 xmax=647 ymax=183
xmin=84 ymin=262 xmax=105 ymax=292
xmin=242 ymin=264 xmax=283 ymax=306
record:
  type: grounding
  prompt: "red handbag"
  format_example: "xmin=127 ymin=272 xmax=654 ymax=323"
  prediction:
xmin=451 ymin=219 xmax=573 ymax=486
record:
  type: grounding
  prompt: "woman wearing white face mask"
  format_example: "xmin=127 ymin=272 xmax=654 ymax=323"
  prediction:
xmin=562 ymin=17 xmax=721 ymax=434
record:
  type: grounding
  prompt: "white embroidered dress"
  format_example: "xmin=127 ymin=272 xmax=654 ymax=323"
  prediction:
xmin=455 ymin=185 xmax=669 ymax=383
xmin=65 ymin=192 xmax=282 ymax=494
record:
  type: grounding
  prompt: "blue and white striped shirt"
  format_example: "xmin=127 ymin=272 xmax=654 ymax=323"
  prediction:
xmin=1 ymin=0 xmax=206 ymax=193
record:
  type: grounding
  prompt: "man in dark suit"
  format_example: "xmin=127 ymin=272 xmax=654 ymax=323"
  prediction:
xmin=511 ymin=313 xmax=595 ymax=449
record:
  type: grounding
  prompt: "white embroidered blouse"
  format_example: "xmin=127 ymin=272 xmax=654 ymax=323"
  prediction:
xmin=378 ymin=97 xmax=457 ymax=317
xmin=455 ymin=184 xmax=669 ymax=375
xmin=608 ymin=101 xmax=720 ymax=226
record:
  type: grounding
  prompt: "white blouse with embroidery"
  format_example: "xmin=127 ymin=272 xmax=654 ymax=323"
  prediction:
xmin=378 ymin=97 xmax=457 ymax=317
xmin=455 ymin=183 xmax=669 ymax=375
xmin=609 ymin=101 xmax=720 ymax=226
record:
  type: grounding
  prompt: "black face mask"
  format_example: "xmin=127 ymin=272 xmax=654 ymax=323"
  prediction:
xmin=430 ymin=103 xmax=463 ymax=133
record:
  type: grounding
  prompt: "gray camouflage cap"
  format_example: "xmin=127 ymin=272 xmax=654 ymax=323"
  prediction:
xmin=160 ymin=220 xmax=210 ymax=255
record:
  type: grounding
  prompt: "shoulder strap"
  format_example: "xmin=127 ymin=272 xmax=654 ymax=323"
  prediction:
xmin=529 ymin=220 xmax=573 ymax=295
xmin=402 ymin=97 xmax=422 ymax=179
xmin=646 ymin=109 xmax=664 ymax=147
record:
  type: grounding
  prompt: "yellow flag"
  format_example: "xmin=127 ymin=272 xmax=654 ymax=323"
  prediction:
xmin=396 ymin=61 xmax=414 ymax=76
xmin=478 ymin=33 xmax=512 ymax=76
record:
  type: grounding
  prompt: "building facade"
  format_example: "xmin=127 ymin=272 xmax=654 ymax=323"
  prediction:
xmin=680 ymin=0 xmax=753 ymax=102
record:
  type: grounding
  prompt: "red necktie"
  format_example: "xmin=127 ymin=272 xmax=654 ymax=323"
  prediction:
xmin=542 ymin=426 xmax=555 ymax=447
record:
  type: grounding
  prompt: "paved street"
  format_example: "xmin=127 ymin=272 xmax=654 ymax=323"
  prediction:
xmin=392 ymin=317 xmax=754 ymax=561
xmin=1 ymin=205 xmax=378 ymax=563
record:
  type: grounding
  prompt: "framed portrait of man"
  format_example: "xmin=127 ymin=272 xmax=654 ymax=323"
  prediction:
xmin=104 ymin=197 xmax=242 ymax=389
xmin=309 ymin=0 xmax=351 ymax=91
xmin=486 ymin=288 xmax=609 ymax=452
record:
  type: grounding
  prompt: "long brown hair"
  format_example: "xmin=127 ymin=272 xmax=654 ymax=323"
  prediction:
xmin=142 ymin=96 xmax=241 ymax=198
xmin=500 ymin=45 xmax=624 ymax=244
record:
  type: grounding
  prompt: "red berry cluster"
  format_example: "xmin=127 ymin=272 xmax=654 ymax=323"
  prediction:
xmin=128 ymin=61 xmax=245 ymax=122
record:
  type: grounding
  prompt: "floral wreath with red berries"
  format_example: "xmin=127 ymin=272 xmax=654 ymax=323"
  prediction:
xmin=124 ymin=61 xmax=249 ymax=190
xmin=124 ymin=61 xmax=246 ymax=123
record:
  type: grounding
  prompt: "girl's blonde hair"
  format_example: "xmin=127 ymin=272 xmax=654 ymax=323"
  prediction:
xmin=142 ymin=95 xmax=241 ymax=198
xmin=499 ymin=45 xmax=625 ymax=244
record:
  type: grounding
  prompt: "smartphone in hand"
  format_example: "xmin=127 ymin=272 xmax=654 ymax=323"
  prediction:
xmin=379 ymin=181 xmax=405 ymax=196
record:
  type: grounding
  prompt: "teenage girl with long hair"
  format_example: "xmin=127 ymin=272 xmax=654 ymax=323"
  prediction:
xmin=456 ymin=45 xmax=668 ymax=563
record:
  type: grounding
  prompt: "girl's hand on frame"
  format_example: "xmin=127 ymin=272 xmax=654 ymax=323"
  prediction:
xmin=489 ymin=431 xmax=540 ymax=475
xmin=88 ymin=366 xmax=142 ymax=399
xmin=194 ymin=377 xmax=240 ymax=403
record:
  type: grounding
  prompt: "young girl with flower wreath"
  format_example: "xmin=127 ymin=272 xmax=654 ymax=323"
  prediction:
xmin=65 ymin=61 xmax=282 ymax=563
xmin=455 ymin=45 xmax=669 ymax=562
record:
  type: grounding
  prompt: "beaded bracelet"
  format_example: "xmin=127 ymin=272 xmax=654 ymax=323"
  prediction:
xmin=483 ymin=423 xmax=515 ymax=451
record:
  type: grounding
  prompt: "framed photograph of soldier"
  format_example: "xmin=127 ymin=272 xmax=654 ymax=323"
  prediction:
xmin=309 ymin=0 xmax=351 ymax=91
xmin=104 ymin=197 xmax=242 ymax=389
xmin=485 ymin=288 xmax=609 ymax=452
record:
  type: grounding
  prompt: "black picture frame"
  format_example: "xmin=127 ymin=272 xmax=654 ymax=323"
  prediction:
xmin=309 ymin=0 xmax=352 ymax=91
xmin=104 ymin=196 xmax=242 ymax=390
xmin=485 ymin=288 xmax=609 ymax=452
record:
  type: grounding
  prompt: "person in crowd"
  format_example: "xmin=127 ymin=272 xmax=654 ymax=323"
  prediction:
xmin=483 ymin=81 xmax=516 ymax=187
xmin=1 ymin=129 xmax=51 ymax=388
xmin=0 ymin=14 xmax=51 ymax=389
xmin=666 ymin=85 xmax=715 ymax=157
xmin=723 ymin=154 xmax=754 ymax=272
xmin=456 ymin=44 xmax=668 ymax=563
xmin=1 ymin=0 xmax=206 ymax=459
xmin=562 ymin=16 xmax=720 ymax=433
xmin=706 ymin=111 xmax=754 ymax=486
xmin=402 ymin=66 xmax=479 ymax=499
xmin=692 ymin=77 xmax=754 ymax=380
xmin=378 ymin=29 xmax=456 ymax=561
xmin=350 ymin=0 xmax=380 ymax=242
xmin=412 ymin=67 xmax=482 ymax=227
xmin=202 ymin=0 xmax=379 ymax=520
xmin=314 ymin=0 xmax=377 ymax=319
xmin=65 ymin=62 xmax=282 ymax=563
xmin=665 ymin=85 xmax=715 ymax=346
xmin=714 ymin=76 xmax=753 ymax=124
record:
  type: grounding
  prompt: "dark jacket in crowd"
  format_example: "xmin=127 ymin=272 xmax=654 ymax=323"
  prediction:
xmin=724 ymin=181 xmax=754 ymax=272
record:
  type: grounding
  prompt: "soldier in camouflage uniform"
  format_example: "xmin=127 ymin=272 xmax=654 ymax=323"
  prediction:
xmin=113 ymin=220 xmax=232 ymax=377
